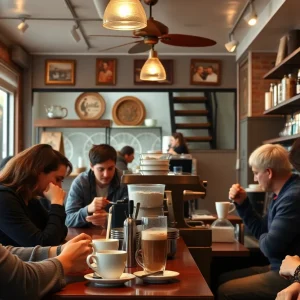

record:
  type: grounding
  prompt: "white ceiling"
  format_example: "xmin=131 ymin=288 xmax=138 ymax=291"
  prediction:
xmin=0 ymin=0 xmax=297 ymax=57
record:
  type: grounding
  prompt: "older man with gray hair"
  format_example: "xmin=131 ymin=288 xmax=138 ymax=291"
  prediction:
xmin=217 ymin=144 xmax=300 ymax=300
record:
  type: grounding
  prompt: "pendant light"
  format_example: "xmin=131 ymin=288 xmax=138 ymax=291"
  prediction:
xmin=140 ymin=47 xmax=166 ymax=81
xmin=103 ymin=0 xmax=147 ymax=31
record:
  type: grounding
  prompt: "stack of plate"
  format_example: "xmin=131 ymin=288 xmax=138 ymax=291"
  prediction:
xmin=139 ymin=153 xmax=170 ymax=175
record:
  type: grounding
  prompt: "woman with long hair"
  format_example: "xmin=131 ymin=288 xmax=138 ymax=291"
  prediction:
xmin=168 ymin=132 xmax=189 ymax=155
xmin=0 ymin=144 xmax=72 ymax=247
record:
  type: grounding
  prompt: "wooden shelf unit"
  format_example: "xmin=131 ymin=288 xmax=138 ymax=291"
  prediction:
xmin=262 ymin=46 xmax=300 ymax=144
xmin=263 ymin=133 xmax=300 ymax=146
xmin=263 ymin=47 xmax=300 ymax=79
xmin=264 ymin=93 xmax=300 ymax=115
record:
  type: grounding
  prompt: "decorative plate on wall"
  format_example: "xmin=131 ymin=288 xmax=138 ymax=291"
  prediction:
xmin=75 ymin=92 xmax=106 ymax=120
xmin=112 ymin=96 xmax=146 ymax=126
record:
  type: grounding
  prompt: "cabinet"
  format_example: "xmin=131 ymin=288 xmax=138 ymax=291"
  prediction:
xmin=263 ymin=47 xmax=300 ymax=145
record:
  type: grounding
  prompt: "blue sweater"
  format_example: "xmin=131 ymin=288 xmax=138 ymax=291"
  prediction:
xmin=65 ymin=169 xmax=128 ymax=227
xmin=237 ymin=174 xmax=300 ymax=270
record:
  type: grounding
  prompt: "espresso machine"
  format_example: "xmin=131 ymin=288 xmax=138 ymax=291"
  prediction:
xmin=121 ymin=174 xmax=212 ymax=283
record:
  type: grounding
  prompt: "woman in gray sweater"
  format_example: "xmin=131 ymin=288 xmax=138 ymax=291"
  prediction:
xmin=0 ymin=233 xmax=92 ymax=299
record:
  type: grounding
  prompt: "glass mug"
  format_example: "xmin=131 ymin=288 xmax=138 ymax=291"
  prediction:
xmin=135 ymin=216 xmax=168 ymax=273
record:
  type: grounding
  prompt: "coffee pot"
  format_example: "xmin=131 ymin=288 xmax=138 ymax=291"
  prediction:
xmin=44 ymin=105 xmax=68 ymax=119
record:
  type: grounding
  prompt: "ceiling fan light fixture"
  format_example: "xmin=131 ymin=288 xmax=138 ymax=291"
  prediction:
xmin=18 ymin=20 xmax=29 ymax=33
xmin=103 ymin=0 xmax=147 ymax=31
xmin=140 ymin=48 xmax=166 ymax=81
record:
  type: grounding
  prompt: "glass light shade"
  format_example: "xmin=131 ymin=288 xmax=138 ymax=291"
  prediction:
xmin=18 ymin=21 xmax=29 ymax=33
xmin=140 ymin=49 xmax=166 ymax=81
xmin=103 ymin=0 xmax=147 ymax=31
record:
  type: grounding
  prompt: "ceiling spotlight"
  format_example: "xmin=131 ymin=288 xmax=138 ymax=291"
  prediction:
xmin=225 ymin=34 xmax=238 ymax=52
xmin=17 ymin=20 xmax=29 ymax=33
xmin=103 ymin=0 xmax=147 ymax=31
xmin=140 ymin=47 xmax=166 ymax=81
xmin=244 ymin=1 xmax=257 ymax=26
xmin=71 ymin=25 xmax=81 ymax=42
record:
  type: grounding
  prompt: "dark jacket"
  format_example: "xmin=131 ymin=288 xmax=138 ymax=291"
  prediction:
xmin=65 ymin=168 xmax=128 ymax=227
xmin=0 ymin=186 xmax=67 ymax=247
xmin=116 ymin=153 xmax=128 ymax=171
xmin=236 ymin=174 xmax=300 ymax=270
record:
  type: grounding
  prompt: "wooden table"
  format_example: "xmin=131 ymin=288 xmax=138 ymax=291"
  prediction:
xmin=212 ymin=241 xmax=250 ymax=257
xmin=45 ymin=228 xmax=214 ymax=300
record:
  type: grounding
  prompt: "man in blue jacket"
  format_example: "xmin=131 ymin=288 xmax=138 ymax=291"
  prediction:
xmin=65 ymin=144 xmax=128 ymax=228
xmin=218 ymin=144 xmax=300 ymax=300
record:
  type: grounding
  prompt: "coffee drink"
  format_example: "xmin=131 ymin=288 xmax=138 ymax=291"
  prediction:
xmin=141 ymin=229 xmax=167 ymax=272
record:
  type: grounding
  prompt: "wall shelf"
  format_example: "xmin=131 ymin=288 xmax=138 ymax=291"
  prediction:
xmin=263 ymin=47 xmax=300 ymax=79
xmin=34 ymin=119 xmax=111 ymax=128
xmin=263 ymin=133 xmax=300 ymax=145
xmin=264 ymin=94 xmax=300 ymax=115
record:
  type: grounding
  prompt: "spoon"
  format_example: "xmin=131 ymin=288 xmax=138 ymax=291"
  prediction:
xmin=135 ymin=270 xmax=164 ymax=279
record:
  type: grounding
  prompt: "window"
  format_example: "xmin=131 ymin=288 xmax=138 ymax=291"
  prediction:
xmin=0 ymin=88 xmax=14 ymax=159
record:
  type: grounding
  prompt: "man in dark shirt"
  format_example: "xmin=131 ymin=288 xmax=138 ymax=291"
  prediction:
xmin=217 ymin=144 xmax=300 ymax=300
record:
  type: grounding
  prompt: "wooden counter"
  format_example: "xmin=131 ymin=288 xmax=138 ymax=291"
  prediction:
xmin=212 ymin=241 xmax=249 ymax=257
xmin=45 ymin=228 xmax=213 ymax=300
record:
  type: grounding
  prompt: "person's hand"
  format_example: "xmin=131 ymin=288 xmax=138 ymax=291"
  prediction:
xmin=86 ymin=210 xmax=108 ymax=227
xmin=168 ymin=148 xmax=177 ymax=155
xmin=57 ymin=233 xmax=92 ymax=274
xmin=280 ymin=255 xmax=300 ymax=278
xmin=228 ymin=183 xmax=247 ymax=205
xmin=87 ymin=197 xmax=110 ymax=213
xmin=43 ymin=182 xmax=66 ymax=206
xmin=276 ymin=282 xmax=300 ymax=300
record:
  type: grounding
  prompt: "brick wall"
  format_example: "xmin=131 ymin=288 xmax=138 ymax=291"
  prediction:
xmin=251 ymin=53 xmax=278 ymax=116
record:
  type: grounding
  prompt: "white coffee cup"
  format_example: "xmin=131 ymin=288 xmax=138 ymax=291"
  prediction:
xmin=215 ymin=201 xmax=235 ymax=219
xmin=91 ymin=238 xmax=119 ymax=253
xmin=86 ymin=250 xmax=127 ymax=279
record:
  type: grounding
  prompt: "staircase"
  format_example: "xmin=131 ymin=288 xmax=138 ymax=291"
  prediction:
xmin=169 ymin=92 xmax=216 ymax=149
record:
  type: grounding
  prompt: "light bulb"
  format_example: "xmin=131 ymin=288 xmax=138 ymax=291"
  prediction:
xmin=140 ymin=49 xmax=166 ymax=81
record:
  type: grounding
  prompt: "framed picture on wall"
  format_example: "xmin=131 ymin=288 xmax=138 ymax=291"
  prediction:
xmin=96 ymin=58 xmax=117 ymax=85
xmin=45 ymin=60 xmax=76 ymax=85
xmin=190 ymin=59 xmax=221 ymax=86
xmin=134 ymin=59 xmax=173 ymax=85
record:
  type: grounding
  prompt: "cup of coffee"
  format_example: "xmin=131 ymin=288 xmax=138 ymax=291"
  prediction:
xmin=215 ymin=201 xmax=235 ymax=219
xmin=91 ymin=238 xmax=119 ymax=254
xmin=135 ymin=216 xmax=168 ymax=273
xmin=86 ymin=250 xmax=127 ymax=279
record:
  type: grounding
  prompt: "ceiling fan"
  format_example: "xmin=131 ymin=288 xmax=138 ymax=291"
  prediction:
xmin=90 ymin=0 xmax=217 ymax=53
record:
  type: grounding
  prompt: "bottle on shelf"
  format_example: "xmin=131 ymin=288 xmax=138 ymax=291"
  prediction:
xmin=287 ymin=74 xmax=296 ymax=99
xmin=278 ymin=83 xmax=282 ymax=103
xmin=269 ymin=83 xmax=274 ymax=106
xmin=281 ymin=75 xmax=287 ymax=102
xmin=297 ymin=69 xmax=300 ymax=94
xmin=273 ymin=84 xmax=278 ymax=106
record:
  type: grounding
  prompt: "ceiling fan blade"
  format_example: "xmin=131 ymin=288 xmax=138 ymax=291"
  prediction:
xmin=97 ymin=41 xmax=141 ymax=52
xmin=89 ymin=34 xmax=136 ymax=38
xmin=161 ymin=34 xmax=216 ymax=47
xmin=128 ymin=42 xmax=151 ymax=54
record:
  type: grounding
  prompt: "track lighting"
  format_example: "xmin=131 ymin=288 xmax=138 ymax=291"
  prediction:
xmin=71 ymin=25 xmax=81 ymax=42
xmin=244 ymin=1 xmax=257 ymax=26
xmin=103 ymin=0 xmax=147 ymax=30
xmin=140 ymin=47 xmax=166 ymax=81
xmin=17 ymin=20 xmax=29 ymax=33
xmin=225 ymin=34 xmax=238 ymax=52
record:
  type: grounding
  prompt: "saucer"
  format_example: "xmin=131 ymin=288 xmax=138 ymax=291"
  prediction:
xmin=84 ymin=273 xmax=136 ymax=287
xmin=133 ymin=270 xmax=179 ymax=283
